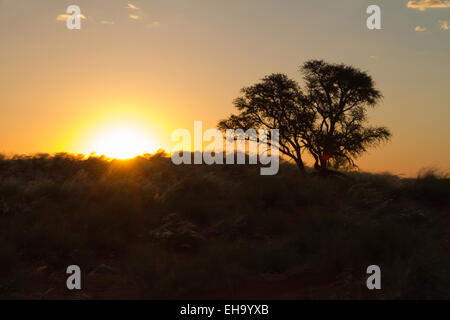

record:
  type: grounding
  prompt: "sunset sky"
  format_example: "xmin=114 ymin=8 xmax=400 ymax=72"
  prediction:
xmin=0 ymin=0 xmax=449 ymax=176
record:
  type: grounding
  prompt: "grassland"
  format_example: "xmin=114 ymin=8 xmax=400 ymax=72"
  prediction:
xmin=0 ymin=153 xmax=449 ymax=299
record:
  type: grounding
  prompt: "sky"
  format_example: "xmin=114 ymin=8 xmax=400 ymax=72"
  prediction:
xmin=0 ymin=0 xmax=449 ymax=176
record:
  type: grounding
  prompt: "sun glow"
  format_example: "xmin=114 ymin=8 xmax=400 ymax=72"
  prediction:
xmin=89 ymin=127 xmax=157 ymax=159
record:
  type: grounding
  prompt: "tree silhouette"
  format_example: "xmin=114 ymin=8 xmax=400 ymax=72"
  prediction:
xmin=300 ymin=60 xmax=391 ymax=171
xmin=218 ymin=74 xmax=314 ymax=174
xmin=218 ymin=60 xmax=391 ymax=174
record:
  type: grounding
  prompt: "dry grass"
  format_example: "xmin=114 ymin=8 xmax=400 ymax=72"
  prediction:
xmin=0 ymin=153 xmax=449 ymax=299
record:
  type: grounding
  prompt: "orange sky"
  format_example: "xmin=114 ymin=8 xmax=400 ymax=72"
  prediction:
xmin=0 ymin=0 xmax=449 ymax=176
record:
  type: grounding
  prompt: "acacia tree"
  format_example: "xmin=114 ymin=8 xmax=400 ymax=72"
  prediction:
xmin=218 ymin=73 xmax=314 ymax=174
xmin=301 ymin=60 xmax=391 ymax=171
xmin=218 ymin=60 xmax=391 ymax=173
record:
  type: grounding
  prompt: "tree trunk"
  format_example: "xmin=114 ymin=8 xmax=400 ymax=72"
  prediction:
xmin=296 ymin=159 xmax=306 ymax=176
xmin=294 ymin=149 xmax=307 ymax=176
xmin=313 ymin=158 xmax=320 ymax=171
xmin=312 ymin=153 xmax=323 ymax=172
xmin=320 ymin=159 xmax=328 ymax=171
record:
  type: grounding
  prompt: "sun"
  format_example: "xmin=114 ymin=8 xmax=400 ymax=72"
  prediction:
xmin=90 ymin=127 xmax=156 ymax=159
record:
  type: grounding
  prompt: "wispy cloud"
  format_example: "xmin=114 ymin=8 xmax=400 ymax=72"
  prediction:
xmin=415 ymin=26 xmax=427 ymax=31
xmin=100 ymin=20 xmax=115 ymax=25
xmin=128 ymin=14 xmax=139 ymax=20
xmin=438 ymin=20 xmax=450 ymax=29
xmin=407 ymin=0 xmax=450 ymax=11
xmin=147 ymin=21 xmax=161 ymax=29
xmin=56 ymin=13 xmax=86 ymax=22
xmin=126 ymin=2 xmax=140 ymax=10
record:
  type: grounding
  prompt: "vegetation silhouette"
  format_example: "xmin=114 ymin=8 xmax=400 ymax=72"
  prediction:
xmin=219 ymin=60 xmax=391 ymax=175
xmin=0 ymin=152 xmax=449 ymax=299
